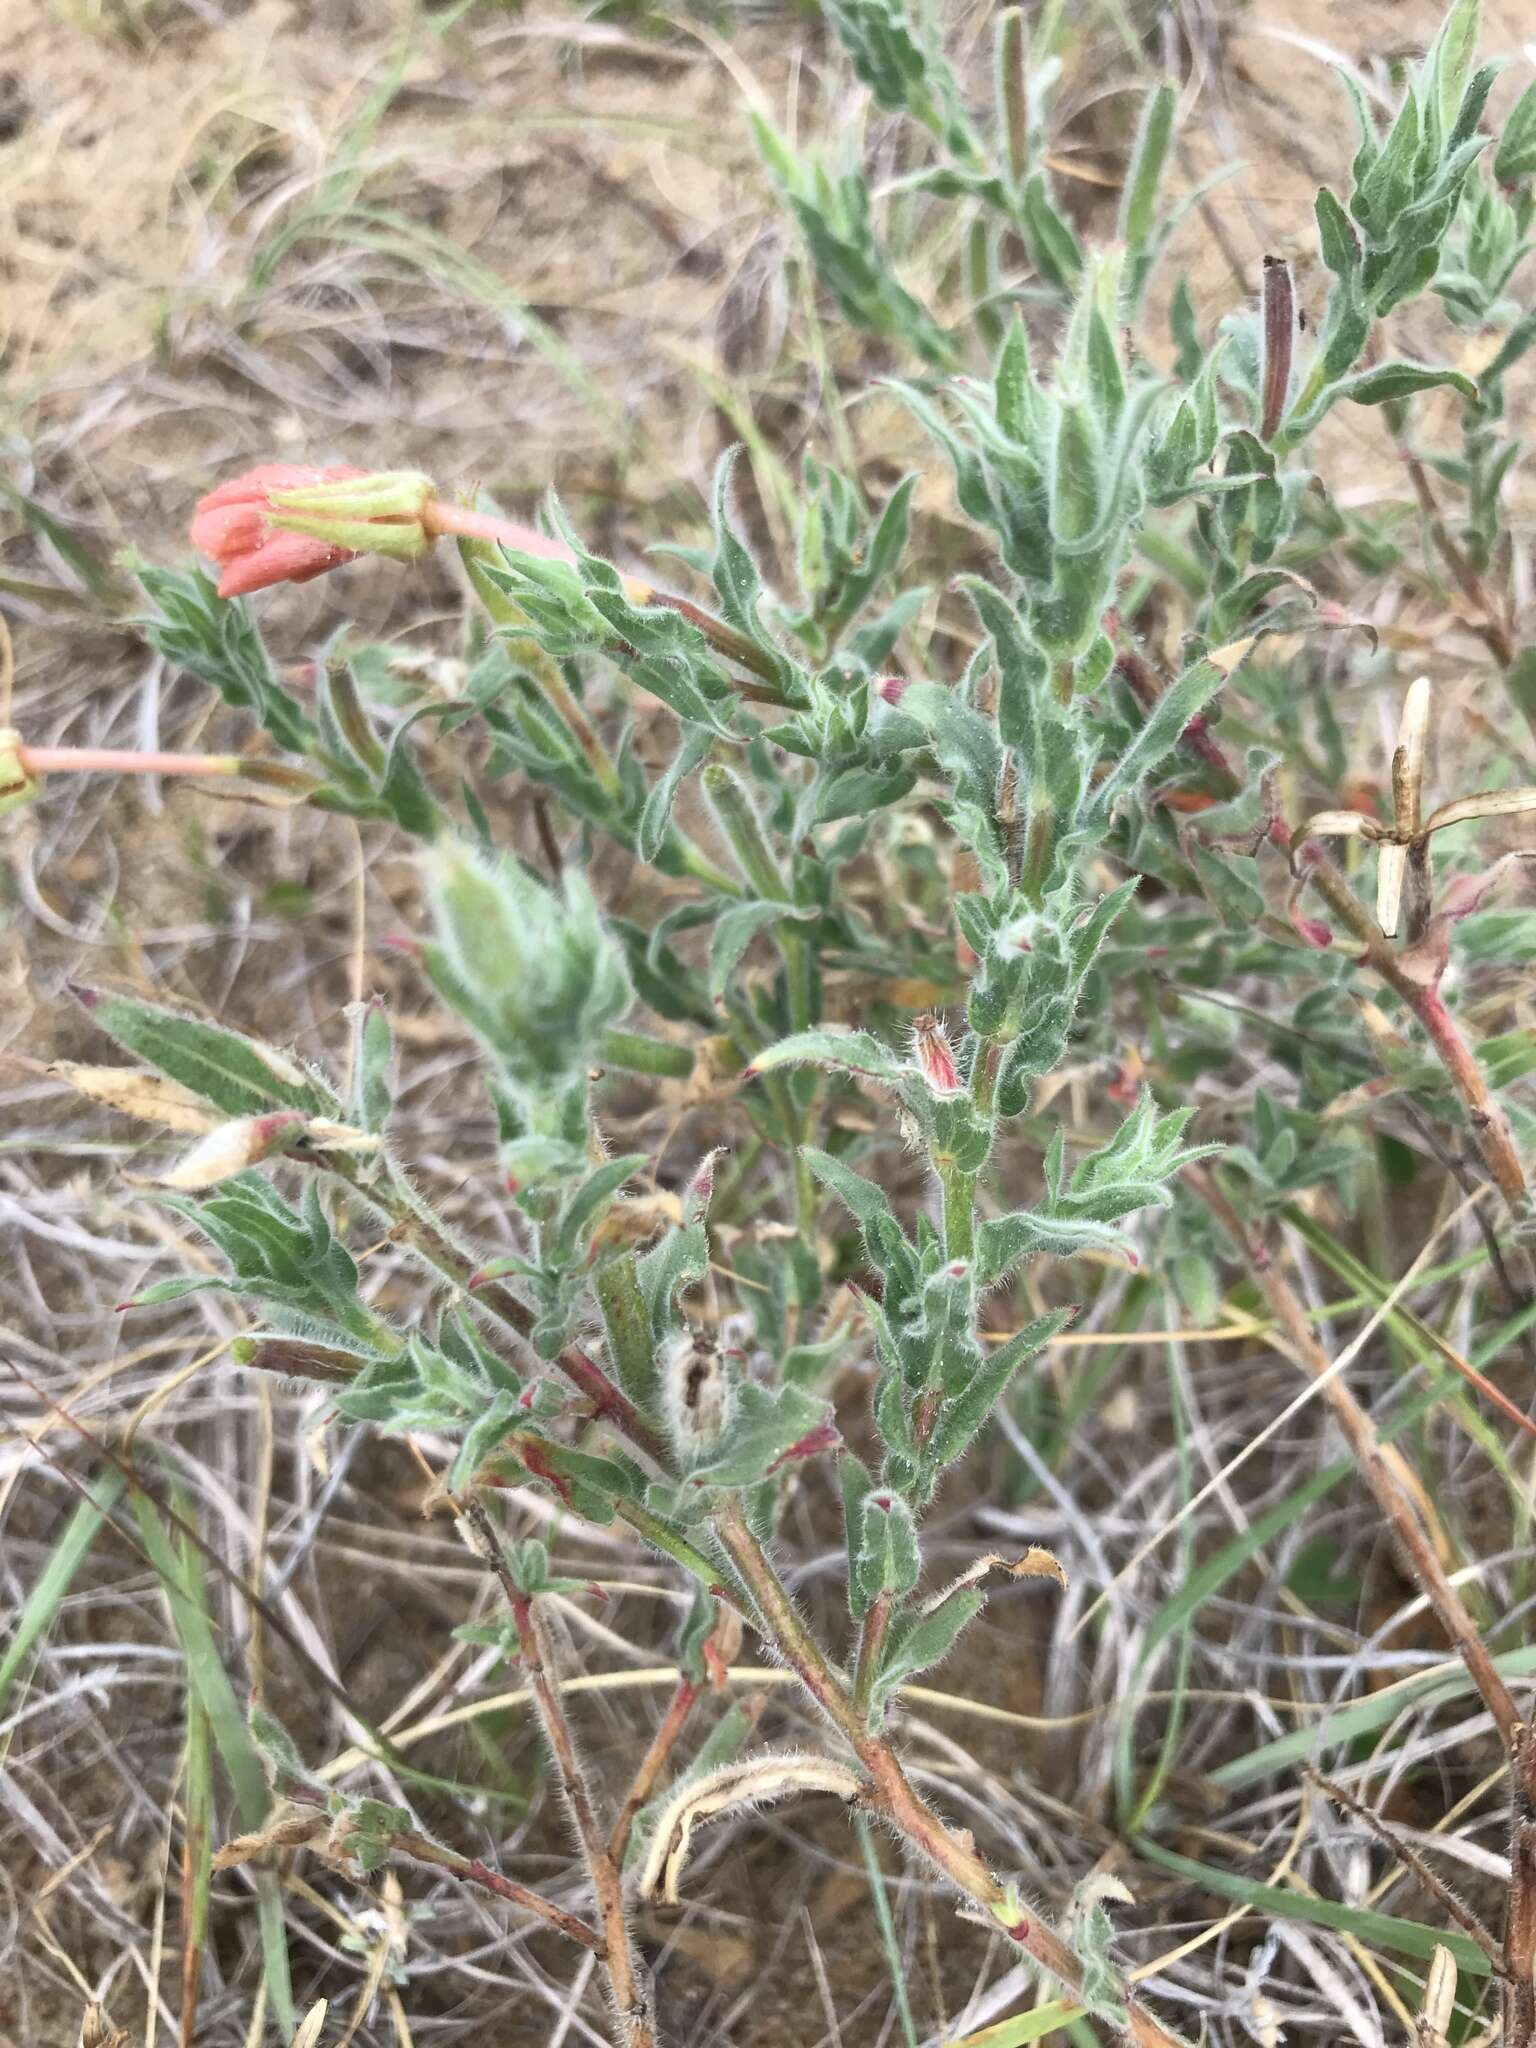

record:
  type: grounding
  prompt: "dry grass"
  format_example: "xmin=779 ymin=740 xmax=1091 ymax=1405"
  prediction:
xmin=2 ymin=2 xmax=1534 ymax=2046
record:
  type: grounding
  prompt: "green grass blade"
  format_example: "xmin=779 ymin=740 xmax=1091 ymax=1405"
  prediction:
xmin=858 ymin=1814 xmax=919 ymax=2048
xmin=180 ymin=1686 xmax=212 ymax=2047
xmin=0 ymin=1471 xmax=125 ymax=1719
xmin=1210 ymin=1641 xmax=1536 ymax=1792
xmin=1132 ymin=1838 xmax=1493 ymax=1976
xmin=946 ymin=1999 xmax=1084 ymax=2047
xmin=133 ymin=1489 xmax=295 ymax=2036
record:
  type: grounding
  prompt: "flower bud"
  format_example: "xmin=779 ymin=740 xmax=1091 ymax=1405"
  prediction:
xmin=157 ymin=1110 xmax=308 ymax=1189
xmin=912 ymin=1013 xmax=963 ymax=1095
xmin=191 ymin=465 xmax=435 ymax=599
xmin=421 ymin=844 xmax=631 ymax=1099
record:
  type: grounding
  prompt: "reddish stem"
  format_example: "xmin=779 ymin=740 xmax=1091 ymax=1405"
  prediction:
xmin=1298 ymin=851 xmax=1528 ymax=1212
xmin=608 ymin=1676 xmax=699 ymax=1864
xmin=709 ymin=1496 xmax=1184 ymax=2047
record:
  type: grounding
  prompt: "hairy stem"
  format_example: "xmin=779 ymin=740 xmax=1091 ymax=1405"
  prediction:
xmin=429 ymin=497 xmax=788 ymax=697
xmin=395 ymin=1832 xmax=607 ymax=1953
xmin=1297 ymin=848 xmax=1529 ymax=1213
xmin=314 ymin=1150 xmax=674 ymax=1469
xmin=851 ymin=1593 xmax=892 ymax=1730
xmin=710 ymin=1497 xmax=1183 ymax=2046
xmin=460 ymin=1500 xmax=655 ymax=2048
xmin=608 ymin=1676 xmax=700 ymax=1865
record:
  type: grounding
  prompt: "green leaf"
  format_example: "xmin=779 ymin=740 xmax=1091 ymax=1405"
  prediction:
xmin=134 ymin=560 xmax=314 ymax=756
xmin=1426 ymin=0 xmax=1482 ymax=147
xmin=857 ymin=1491 xmax=923 ymax=1607
xmin=77 ymin=991 xmax=334 ymax=1119
xmin=133 ymin=1491 xmax=295 ymax=2034
xmin=1333 ymin=360 xmax=1477 ymax=407
xmin=687 ymin=1381 xmax=831 ymax=1487
xmin=1120 ymin=81 xmax=1177 ymax=249
xmin=804 ymin=1147 xmax=900 ymax=1240
xmin=1493 ymin=80 xmax=1536 ymax=183
xmin=351 ymin=1001 xmax=394 ymax=1133
xmin=596 ymin=1252 xmax=660 ymax=1410
xmin=549 ymin=1154 xmax=648 ymax=1267
xmin=639 ymin=725 xmax=713 ymax=864
xmin=870 ymin=1589 xmax=983 ymax=1719
xmin=750 ymin=1029 xmax=905 ymax=1085
xmin=1095 ymin=651 xmax=1241 ymax=813
xmin=638 ymin=1221 xmax=711 ymax=1337
xmin=709 ymin=900 xmax=801 ymax=1001
xmin=1021 ymin=172 xmax=1082 ymax=290
xmin=841 ymin=1455 xmax=875 ymax=1618
xmin=927 ymin=1309 xmax=1075 ymax=1468
xmin=1314 ymin=187 xmax=1360 ymax=277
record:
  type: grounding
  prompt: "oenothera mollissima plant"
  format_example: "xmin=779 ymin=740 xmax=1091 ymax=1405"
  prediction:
xmin=13 ymin=3 xmax=1536 ymax=2043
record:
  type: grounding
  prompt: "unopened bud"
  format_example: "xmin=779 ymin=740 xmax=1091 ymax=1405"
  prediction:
xmin=912 ymin=1013 xmax=963 ymax=1095
xmin=191 ymin=464 xmax=437 ymax=599
xmin=1288 ymin=906 xmax=1333 ymax=950
xmin=684 ymin=1146 xmax=724 ymax=1225
xmin=157 ymin=1110 xmax=308 ymax=1189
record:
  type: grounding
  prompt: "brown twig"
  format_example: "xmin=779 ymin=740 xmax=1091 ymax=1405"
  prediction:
xmin=1290 ymin=847 xmax=1530 ymax=1216
xmin=1508 ymin=1728 xmax=1536 ymax=2048
xmin=220 ymin=1789 xmax=606 ymax=1955
xmin=1398 ymin=444 xmax=1519 ymax=675
xmin=459 ymin=1498 xmax=655 ymax=2048
xmin=1191 ymin=1171 xmax=1536 ymax=2043
xmin=394 ymin=1832 xmax=606 ymax=1954
xmin=1189 ymin=1167 xmax=1522 ymax=1753
xmin=1309 ymin=1769 xmax=1504 ymax=1967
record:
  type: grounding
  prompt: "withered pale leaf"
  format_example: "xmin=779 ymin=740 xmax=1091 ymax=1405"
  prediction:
xmin=1297 ymin=810 xmax=1385 ymax=842
xmin=920 ymin=1547 xmax=1069 ymax=1616
xmin=1421 ymin=786 xmax=1536 ymax=835
xmin=1392 ymin=675 xmax=1431 ymax=838
xmin=158 ymin=1111 xmax=308 ymax=1189
xmin=1376 ymin=839 xmax=1409 ymax=938
xmin=639 ymin=1755 xmax=861 ymax=1905
xmin=50 ymin=1062 xmax=221 ymax=1134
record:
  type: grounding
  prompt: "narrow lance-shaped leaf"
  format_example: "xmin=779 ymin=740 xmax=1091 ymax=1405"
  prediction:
xmin=75 ymin=990 xmax=335 ymax=1120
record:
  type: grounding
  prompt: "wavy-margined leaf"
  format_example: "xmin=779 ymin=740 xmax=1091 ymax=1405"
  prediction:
xmin=686 ymin=1382 xmax=833 ymax=1488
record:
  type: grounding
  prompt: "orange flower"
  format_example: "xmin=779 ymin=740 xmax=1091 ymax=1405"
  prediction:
xmin=191 ymin=464 xmax=368 ymax=598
